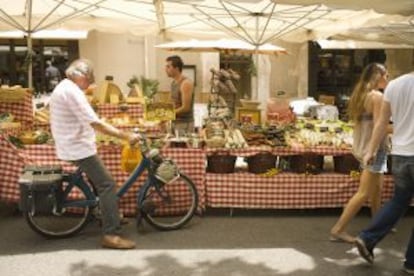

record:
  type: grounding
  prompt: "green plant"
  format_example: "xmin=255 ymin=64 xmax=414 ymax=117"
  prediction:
xmin=127 ymin=75 xmax=140 ymax=88
xmin=127 ymin=75 xmax=159 ymax=99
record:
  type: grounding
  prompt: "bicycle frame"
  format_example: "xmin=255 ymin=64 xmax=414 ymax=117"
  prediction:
xmin=59 ymin=152 xmax=156 ymax=211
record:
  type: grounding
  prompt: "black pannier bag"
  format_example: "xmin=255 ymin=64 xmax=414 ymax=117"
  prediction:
xmin=19 ymin=165 xmax=63 ymax=214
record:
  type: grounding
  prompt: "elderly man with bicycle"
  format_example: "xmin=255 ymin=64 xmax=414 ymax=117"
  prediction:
xmin=49 ymin=58 xmax=140 ymax=249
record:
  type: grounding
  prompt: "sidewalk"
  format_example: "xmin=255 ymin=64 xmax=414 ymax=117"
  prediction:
xmin=0 ymin=207 xmax=413 ymax=276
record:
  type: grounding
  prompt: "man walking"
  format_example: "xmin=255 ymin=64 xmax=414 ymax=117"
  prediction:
xmin=355 ymin=71 xmax=414 ymax=274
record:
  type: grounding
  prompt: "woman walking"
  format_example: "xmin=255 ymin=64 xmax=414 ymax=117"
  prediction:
xmin=330 ymin=63 xmax=389 ymax=243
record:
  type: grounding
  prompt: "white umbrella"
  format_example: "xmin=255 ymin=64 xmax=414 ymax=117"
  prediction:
xmin=155 ymin=38 xmax=287 ymax=55
xmin=0 ymin=0 xmax=162 ymax=88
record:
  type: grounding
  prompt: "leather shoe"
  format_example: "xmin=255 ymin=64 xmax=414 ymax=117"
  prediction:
xmin=101 ymin=235 xmax=136 ymax=249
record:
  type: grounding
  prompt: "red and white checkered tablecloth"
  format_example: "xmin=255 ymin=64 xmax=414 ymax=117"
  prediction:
xmin=205 ymin=172 xmax=395 ymax=209
xmin=96 ymin=103 xmax=143 ymax=120
xmin=206 ymin=145 xmax=352 ymax=157
xmin=0 ymin=90 xmax=33 ymax=125
xmin=0 ymin=135 xmax=26 ymax=203
xmin=0 ymin=138 xmax=206 ymax=216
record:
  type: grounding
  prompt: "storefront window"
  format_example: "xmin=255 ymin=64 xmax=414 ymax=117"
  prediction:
xmin=0 ymin=39 xmax=78 ymax=94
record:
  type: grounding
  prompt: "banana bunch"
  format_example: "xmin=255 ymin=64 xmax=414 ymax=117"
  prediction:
xmin=34 ymin=108 xmax=50 ymax=124
xmin=259 ymin=168 xmax=280 ymax=177
xmin=349 ymin=170 xmax=361 ymax=180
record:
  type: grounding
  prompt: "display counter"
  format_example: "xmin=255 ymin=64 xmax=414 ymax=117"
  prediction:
xmin=0 ymin=133 xmax=401 ymax=212
xmin=0 ymin=135 xmax=206 ymax=216
xmin=205 ymin=172 xmax=394 ymax=209
xmin=204 ymin=146 xmax=396 ymax=210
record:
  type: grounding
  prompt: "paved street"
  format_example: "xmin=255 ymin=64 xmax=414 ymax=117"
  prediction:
xmin=0 ymin=204 xmax=413 ymax=276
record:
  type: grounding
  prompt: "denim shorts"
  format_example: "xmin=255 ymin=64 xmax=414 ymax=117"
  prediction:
xmin=361 ymin=147 xmax=388 ymax=173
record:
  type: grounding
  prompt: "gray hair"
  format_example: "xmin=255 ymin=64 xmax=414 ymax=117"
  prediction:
xmin=65 ymin=58 xmax=94 ymax=82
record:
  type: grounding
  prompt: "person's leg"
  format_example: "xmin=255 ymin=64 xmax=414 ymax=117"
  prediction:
xmin=330 ymin=169 xmax=380 ymax=242
xmin=74 ymin=155 xmax=135 ymax=249
xmin=359 ymin=156 xmax=414 ymax=249
xmin=369 ymin=174 xmax=383 ymax=217
xmin=404 ymin=229 xmax=414 ymax=270
xmin=74 ymin=155 xmax=121 ymax=235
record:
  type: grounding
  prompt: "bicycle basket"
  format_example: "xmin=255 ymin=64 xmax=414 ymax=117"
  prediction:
xmin=155 ymin=159 xmax=179 ymax=184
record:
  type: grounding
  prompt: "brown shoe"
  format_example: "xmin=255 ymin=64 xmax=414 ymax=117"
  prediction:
xmin=101 ymin=235 xmax=136 ymax=249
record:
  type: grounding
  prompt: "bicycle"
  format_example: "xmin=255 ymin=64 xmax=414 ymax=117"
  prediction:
xmin=19 ymin=136 xmax=199 ymax=238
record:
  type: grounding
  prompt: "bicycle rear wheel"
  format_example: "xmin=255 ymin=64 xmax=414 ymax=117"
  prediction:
xmin=24 ymin=183 xmax=94 ymax=239
xmin=141 ymin=173 xmax=198 ymax=231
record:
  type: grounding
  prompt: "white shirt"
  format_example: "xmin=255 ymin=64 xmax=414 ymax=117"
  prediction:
xmin=384 ymin=73 xmax=414 ymax=155
xmin=49 ymin=78 xmax=100 ymax=161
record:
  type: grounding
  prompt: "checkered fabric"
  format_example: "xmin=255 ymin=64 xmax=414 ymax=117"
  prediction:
xmin=0 ymin=138 xmax=206 ymax=216
xmin=205 ymin=172 xmax=395 ymax=209
xmin=96 ymin=103 xmax=143 ymax=119
xmin=0 ymin=135 xmax=25 ymax=203
xmin=0 ymin=90 xmax=33 ymax=125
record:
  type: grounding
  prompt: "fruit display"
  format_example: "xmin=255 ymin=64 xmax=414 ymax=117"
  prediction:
xmin=286 ymin=118 xmax=353 ymax=148
xmin=144 ymin=102 xmax=175 ymax=121
xmin=18 ymin=130 xmax=51 ymax=145
xmin=224 ymin=129 xmax=248 ymax=149
xmin=202 ymin=118 xmax=353 ymax=149
xmin=239 ymin=124 xmax=290 ymax=147
xmin=0 ymin=112 xmax=20 ymax=129
xmin=34 ymin=108 xmax=50 ymax=124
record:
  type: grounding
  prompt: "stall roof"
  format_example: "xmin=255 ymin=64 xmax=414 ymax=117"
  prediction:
xmin=0 ymin=1 xmax=412 ymax=45
xmin=317 ymin=39 xmax=414 ymax=49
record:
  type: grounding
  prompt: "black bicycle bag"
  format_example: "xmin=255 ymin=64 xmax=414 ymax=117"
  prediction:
xmin=18 ymin=165 xmax=63 ymax=214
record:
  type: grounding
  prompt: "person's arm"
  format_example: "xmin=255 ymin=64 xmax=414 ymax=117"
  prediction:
xmin=363 ymin=99 xmax=391 ymax=165
xmin=91 ymin=120 xmax=140 ymax=145
xmin=175 ymin=79 xmax=193 ymax=115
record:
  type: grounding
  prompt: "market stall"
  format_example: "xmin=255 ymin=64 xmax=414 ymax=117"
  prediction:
xmin=0 ymin=136 xmax=206 ymax=216
xmin=205 ymin=146 xmax=395 ymax=209
xmin=0 ymin=88 xmax=403 ymax=213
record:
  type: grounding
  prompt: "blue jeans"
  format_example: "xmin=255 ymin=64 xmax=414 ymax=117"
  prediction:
xmin=359 ymin=155 xmax=414 ymax=268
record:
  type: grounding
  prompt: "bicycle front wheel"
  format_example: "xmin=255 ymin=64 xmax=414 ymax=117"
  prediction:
xmin=24 ymin=183 xmax=93 ymax=239
xmin=141 ymin=173 xmax=198 ymax=231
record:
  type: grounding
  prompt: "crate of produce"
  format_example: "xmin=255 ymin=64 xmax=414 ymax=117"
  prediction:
xmin=246 ymin=152 xmax=277 ymax=174
xmin=333 ymin=154 xmax=360 ymax=174
xmin=282 ymin=154 xmax=324 ymax=174
xmin=0 ymin=86 xmax=26 ymax=103
xmin=207 ymin=154 xmax=237 ymax=174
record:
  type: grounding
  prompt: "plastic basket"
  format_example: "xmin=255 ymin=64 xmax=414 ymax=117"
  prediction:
xmin=283 ymin=154 xmax=324 ymax=174
xmin=246 ymin=152 xmax=277 ymax=174
xmin=333 ymin=154 xmax=360 ymax=174
xmin=0 ymin=87 xmax=26 ymax=103
xmin=207 ymin=155 xmax=236 ymax=174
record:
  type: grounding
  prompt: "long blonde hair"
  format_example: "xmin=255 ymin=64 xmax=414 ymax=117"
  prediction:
xmin=347 ymin=63 xmax=387 ymax=122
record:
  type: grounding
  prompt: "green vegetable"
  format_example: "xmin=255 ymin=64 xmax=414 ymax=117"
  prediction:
xmin=7 ymin=135 xmax=24 ymax=148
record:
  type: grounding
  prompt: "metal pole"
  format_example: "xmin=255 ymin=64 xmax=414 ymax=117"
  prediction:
xmin=27 ymin=0 xmax=33 ymax=89
xmin=252 ymin=14 xmax=259 ymax=100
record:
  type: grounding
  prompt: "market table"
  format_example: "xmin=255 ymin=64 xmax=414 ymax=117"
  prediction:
xmin=205 ymin=172 xmax=394 ymax=209
xmin=0 ymin=135 xmax=206 ymax=216
xmin=205 ymin=146 xmax=396 ymax=209
xmin=96 ymin=103 xmax=143 ymax=119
